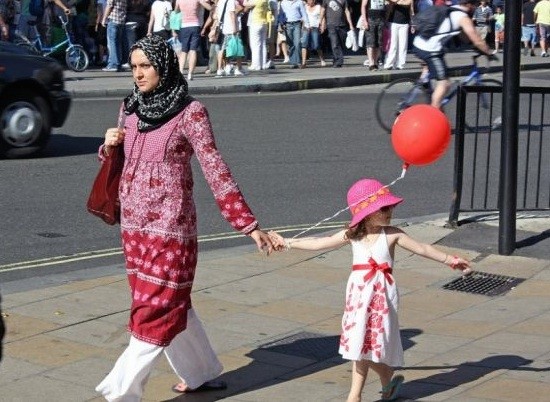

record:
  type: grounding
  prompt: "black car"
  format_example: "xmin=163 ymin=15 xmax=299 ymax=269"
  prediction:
xmin=0 ymin=41 xmax=72 ymax=158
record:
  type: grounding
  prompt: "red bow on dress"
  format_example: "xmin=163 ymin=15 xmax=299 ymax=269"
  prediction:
xmin=352 ymin=257 xmax=394 ymax=285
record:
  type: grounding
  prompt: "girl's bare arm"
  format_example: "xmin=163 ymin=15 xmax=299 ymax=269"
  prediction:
xmin=269 ymin=229 xmax=348 ymax=251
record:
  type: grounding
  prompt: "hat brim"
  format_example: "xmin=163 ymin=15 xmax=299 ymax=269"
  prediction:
xmin=349 ymin=194 xmax=403 ymax=227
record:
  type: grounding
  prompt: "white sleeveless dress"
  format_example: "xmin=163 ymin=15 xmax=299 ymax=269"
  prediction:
xmin=338 ymin=229 xmax=404 ymax=366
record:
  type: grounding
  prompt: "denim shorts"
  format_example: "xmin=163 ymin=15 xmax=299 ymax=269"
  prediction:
xmin=300 ymin=28 xmax=321 ymax=50
xmin=521 ymin=25 xmax=537 ymax=43
xmin=178 ymin=26 xmax=201 ymax=52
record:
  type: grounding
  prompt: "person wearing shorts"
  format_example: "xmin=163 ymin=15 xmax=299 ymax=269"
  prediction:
xmin=361 ymin=0 xmax=386 ymax=71
xmin=175 ymin=0 xmax=212 ymax=80
xmin=522 ymin=0 xmax=537 ymax=57
xmin=534 ymin=0 xmax=550 ymax=57
xmin=412 ymin=0 xmax=492 ymax=108
xmin=300 ymin=0 xmax=325 ymax=67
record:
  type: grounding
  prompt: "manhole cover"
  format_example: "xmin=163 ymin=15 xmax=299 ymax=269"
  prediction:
xmin=442 ymin=271 xmax=525 ymax=296
xmin=259 ymin=331 xmax=339 ymax=361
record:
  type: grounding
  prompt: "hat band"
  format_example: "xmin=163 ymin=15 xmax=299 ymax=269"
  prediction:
xmin=351 ymin=187 xmax=390 ymax=215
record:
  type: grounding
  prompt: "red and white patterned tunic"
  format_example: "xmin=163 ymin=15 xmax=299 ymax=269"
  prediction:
xmin=338 ymin=229 xmax=404 ymax=366
xmin=118 ymin=100 xmax=258 ymax=346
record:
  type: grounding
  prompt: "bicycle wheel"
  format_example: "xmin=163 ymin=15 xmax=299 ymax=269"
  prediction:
xmin=464 ymin=79 xmax=503 ymax=133
xmin=375 ymin=78 xmax=431 ymax=133
xmin=65 ymin=45 xmax=89 ymax=72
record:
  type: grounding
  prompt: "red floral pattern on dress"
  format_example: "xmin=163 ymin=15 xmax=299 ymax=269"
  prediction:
xmin=117 ymin=101 xmax=258 ymax=346
xmin=339 ymin=259 xmax=394 ymax=361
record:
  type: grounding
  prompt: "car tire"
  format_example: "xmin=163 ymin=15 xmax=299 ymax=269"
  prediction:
xmin=0 ymin=92 xmax=51 ymax=158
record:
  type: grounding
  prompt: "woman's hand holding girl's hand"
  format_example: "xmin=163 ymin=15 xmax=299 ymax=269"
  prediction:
xmin=267 ymin=231 xmax=287 ymax=251
xmin=249 ymin=229 xmax=274 ymax=255
xmin=445 ymin=255 xmax=472 ymax=275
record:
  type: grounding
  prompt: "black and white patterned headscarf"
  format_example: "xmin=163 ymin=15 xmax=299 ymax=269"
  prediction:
xmin=124 ymin=35 xmax=191 ymax=132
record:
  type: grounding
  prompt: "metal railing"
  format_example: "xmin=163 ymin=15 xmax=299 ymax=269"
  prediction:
xmin=448 ymin=85 xmax=550 ymax=226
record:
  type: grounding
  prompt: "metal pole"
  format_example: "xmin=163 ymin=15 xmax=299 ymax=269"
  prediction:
xmin=448 ymin=86 xmax=467 ymax=227
xmin=498 ymin=1 xmax=521 ymax=255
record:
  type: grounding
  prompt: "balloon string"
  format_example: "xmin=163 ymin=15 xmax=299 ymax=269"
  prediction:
xmin=290 ymin=164 xmax=409 ymax=240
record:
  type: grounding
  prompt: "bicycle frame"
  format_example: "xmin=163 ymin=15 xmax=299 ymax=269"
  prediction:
xmin=441 ymin=60 xmax=483 ymax=107
xmin=24 ymin=16 xmax=74 ymax=57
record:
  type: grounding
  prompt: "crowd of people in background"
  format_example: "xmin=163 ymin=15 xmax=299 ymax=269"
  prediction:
xmin=2 ymin=0 xmax=550 ymax=75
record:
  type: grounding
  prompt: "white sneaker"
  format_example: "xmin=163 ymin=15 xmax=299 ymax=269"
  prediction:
xmin=187 ymin=72 xmax=193 ymax=81
xmin=121 ymin=63 xmax=131 ymax=70
xmin=320 ymin=60 xmax=326 ymax=67
xmin=264 ymin=59 xmax=273 ymax=69
xmin=283 ymin=57 xmax=290 ymax=64
xmin=363 ymin=59 xmax=369 ymax=66
xmin=215 ymin=69 xmax=225 ymax=78
xmin=234 ymin=68 xmax=245 ymax=76
xmin=224 ymin=64 xmax=234 ymax=75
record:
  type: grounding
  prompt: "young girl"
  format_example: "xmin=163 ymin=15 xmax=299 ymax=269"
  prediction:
xmin=269 ymin=178 xmax=471 ymax=402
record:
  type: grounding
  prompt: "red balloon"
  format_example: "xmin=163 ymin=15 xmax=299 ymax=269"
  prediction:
xmin=391 ymin=105 xmax=451 ymax=166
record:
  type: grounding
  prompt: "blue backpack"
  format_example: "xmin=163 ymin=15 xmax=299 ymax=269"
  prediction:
xmin=29 ymin=0 xmax=45 ymax=18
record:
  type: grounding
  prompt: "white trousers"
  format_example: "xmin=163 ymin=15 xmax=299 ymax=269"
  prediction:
xmin=248 ymin=23 xmax=268 ymax=69
xmin=384 ymin=22 xmax=409 ymax=70
xmin=96 ymin=308 xmax=223 ymax=402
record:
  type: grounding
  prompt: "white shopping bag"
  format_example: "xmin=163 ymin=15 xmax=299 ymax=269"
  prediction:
xmin=346 ymin=29 xmax=359 ymax=52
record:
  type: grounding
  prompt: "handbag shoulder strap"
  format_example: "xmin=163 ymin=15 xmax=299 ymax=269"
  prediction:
xmin=219 ymin=0 xmax=229 ymax=27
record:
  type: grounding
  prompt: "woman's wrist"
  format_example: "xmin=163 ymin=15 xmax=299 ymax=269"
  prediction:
xmin=244 ymin=223 xmax=260 ymax=236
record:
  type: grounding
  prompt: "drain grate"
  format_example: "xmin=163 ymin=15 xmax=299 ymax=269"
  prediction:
xmin=442 ymin=271 xmax=525 ymax=296
xmin=259 ymin=331 xmax=339 ymax=361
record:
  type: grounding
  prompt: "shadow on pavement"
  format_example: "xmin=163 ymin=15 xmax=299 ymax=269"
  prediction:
xmin=42 ymin=134 xmax=103 ymax=157
xmin=163 ymin=329 xmax=423 ymax=401
xmin=438 ymin=222 xmax=550 ymax=260
xmin=399 ymin=355 xmax=535 ymax=400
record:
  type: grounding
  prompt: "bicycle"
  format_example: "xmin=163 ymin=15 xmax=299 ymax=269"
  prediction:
xmin=14 ymin=15 xmax=89 ymax=72
xmin=375 ymin=54 xmax=502 ymax=133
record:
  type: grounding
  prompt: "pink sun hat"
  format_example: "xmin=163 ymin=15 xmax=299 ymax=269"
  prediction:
xmin=347 ymin=178 xmax=404 ymax=227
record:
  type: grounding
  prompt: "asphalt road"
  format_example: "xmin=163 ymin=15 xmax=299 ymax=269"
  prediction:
xmin=1 ymin=72 xmax=548 ymax=282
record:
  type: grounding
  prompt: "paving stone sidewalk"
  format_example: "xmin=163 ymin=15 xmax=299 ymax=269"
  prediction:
xmin=2 ymin=48 xmax=550 ymax=402
xmin=1 ymin=214 xmax=549 ymax=402
xmin=63 ymin=51 xmax=550 ymax=98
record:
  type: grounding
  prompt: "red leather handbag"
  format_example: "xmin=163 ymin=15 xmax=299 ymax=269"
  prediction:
xmin=86 ymin=145 xmax=124 ymax=225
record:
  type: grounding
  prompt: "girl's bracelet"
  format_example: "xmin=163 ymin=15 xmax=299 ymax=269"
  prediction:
xmin=284 ymin=239 xmax=291 ymax=250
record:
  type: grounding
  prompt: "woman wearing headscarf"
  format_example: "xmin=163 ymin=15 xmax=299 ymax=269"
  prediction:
xmin=95 ymin=34 xmax=274 ymax=401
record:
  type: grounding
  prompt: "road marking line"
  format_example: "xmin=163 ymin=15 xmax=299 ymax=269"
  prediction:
xmin=0 ymin=223 xmax=345 ymax=273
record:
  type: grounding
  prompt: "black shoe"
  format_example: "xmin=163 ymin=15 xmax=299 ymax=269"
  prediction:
xmin=369 ymin=65 xmax=378 ymax=71
xmin=332 ymin=64 xmax=342 ymax=68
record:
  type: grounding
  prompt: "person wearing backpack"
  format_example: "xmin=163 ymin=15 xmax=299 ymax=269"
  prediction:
xmin=412 ymin=0 xmax=493 ymax=109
